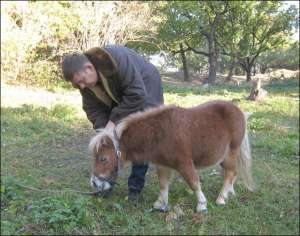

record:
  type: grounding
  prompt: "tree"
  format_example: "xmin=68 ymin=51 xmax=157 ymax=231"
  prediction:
xmin=1 ymin=1 xmax=156 ymax=86
xmin=218 ymin=1 xmax=298 ymax=81
xmin=257 ymin=41 xmax=299 ymax=72
xmin=182 ymin=1 xmax=229 ymax=84
xmin=153 ymin=2 xmax=194 ymax=81
xmin=155 ymin=1 xmax=229 ymax=83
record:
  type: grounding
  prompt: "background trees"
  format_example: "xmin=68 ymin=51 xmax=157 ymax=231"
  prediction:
xmin=1 ymin=1 xmax=298 ymax=88
xmin=218 ymin=1 xmax=298 ymax=81
xmin=1 ymin=1 xmax=155 ymax=88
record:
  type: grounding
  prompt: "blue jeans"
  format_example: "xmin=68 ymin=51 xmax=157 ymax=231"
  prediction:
xmin=128 ymin=163 xmax=148 ymax=193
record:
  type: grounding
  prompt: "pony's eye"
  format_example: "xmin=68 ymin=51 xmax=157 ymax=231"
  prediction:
xmin=99 ymin=156 xmax=107 ymax=162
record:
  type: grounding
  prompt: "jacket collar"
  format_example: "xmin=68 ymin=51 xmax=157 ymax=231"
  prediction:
xmin=84 ymin=47 xmax=119 ymax=105
xmin=84 ymin=47 xmax=118 ymax=78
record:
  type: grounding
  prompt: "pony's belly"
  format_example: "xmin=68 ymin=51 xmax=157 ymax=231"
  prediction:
xmin=194 ymin=157 xmax=221 ymax=168
xmin=193 ymin=145 xmax=229 ymax=168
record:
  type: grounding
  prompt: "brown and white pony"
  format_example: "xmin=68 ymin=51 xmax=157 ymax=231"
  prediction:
xmin=88 ymin=100 xmax=254 ymax=213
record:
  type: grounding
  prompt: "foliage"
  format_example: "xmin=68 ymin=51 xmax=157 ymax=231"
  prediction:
xmin=154 ymin=1 xmax=229 ymax=82
xmin=257 ymin=41 xmax=300 ymax=71
xmin=1 ymin=1 xmax=298 ymax=88
xmin=1 ymin=1 xmax=156 ymax=89
xmin=218 ymin=1 xmax=298 ymax=80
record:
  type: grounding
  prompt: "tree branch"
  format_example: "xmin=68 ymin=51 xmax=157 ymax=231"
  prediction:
xmin=185 ymin=42 xmax=210 ymax=57
xmin=170 ymin=44 xmax=190 ymax=55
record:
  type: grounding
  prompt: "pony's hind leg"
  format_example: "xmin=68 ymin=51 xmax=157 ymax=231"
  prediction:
xmin=153 ymin=166 xmax=172 ymax=212
xmin=178 ymin=161 xmax=208 ymax=213
xmin=216 ymin=148 xmax=239 ymax=205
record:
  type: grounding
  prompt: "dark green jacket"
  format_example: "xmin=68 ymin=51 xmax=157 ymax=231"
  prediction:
xmin=80 ymin=45 xmax=163 ymax=129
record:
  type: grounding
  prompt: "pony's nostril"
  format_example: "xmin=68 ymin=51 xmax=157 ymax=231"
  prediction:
xmin=92 ymin=180 xmax=97 ymax=188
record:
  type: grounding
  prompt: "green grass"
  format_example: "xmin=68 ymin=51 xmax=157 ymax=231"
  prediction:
xmin=1 ymin=79 xmax=299 ymax=235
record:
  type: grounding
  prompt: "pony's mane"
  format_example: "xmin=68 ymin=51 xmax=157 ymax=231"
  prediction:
xmin=89 ymin=105 xmax=177 ymax=153
xmin=115 ymin=105 xmax=176 ymax=138
xmin=88 ymin=128 xmax=116 ymax=154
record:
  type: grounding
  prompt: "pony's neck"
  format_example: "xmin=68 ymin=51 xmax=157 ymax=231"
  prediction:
xmin=115 ymin=105 xmax=176 ymax=164
xmin=117 ymin=122 xmax=152 ymax=164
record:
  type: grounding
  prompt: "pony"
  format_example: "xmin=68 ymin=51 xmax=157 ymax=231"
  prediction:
xmin=88 ymin=100 xmax=254 ymax=213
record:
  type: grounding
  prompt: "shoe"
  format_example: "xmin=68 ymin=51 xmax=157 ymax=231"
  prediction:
xmin=128 ymin=190 xmax=140 ymax=206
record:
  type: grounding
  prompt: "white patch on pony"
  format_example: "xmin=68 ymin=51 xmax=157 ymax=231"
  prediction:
xmin=90 ymin=174 xmax=111 ymax=191
xmin=243 ymin=112 xmax=253 ymax=120
xmin=216 ymin=176 xmax=236 ymax=205
xmin=153 ymin=184 xmax=169 ymax=210
xmin=196 ymin=183 xmax=208 ymax=212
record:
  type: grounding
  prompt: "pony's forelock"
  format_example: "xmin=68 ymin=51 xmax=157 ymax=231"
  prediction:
xmin=88 ymin=128 xmax=115 ymax=154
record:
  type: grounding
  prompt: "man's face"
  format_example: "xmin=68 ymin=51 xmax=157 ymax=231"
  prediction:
xmin=72 ymin=63 xmax=98 ymax=89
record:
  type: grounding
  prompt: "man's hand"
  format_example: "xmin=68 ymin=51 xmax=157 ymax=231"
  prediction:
xmin=105 ymin=120 xmax=115 ymax=131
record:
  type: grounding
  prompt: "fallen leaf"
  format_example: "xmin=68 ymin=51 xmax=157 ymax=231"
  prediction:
xmin=43 ymin=177 xmax=55 ymax=185
xmin=239 ymin=196 xmax=249 ymax=204
xmin=165 ymin=212 xmax=177 ymax=222
xmin=192 ymin=213 xmax=203 ymax=224
xmin=280 ymin=211 xmax=284 ymax=218
xmin=173 ymin=204 xmax=184 ymax=217
xmin=12 ymin=160 xmax=19 ymax=167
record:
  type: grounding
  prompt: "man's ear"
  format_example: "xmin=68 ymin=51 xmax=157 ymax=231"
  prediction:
xmin=83 ymin=63 xmax=95 ymax=73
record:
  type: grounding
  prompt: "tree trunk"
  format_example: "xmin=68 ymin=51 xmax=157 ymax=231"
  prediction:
xmin=179 ymin=43 xmax=190 ymax=82
xmin=207 ymin=36 xmax=217 ymax=84
xmin=226 ymin=60 xmax=236 ymax=81
xmin=246 ymin=68 xmax=252 ymax=82
xmin=252 ymin=66 xmax=256 ymax=76
xmin=241 ymin=57 xmax=253 ymax=82
xmin=261 ymin=64 xmax=268 ymax=74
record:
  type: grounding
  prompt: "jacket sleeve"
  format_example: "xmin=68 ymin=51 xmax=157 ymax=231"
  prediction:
xmin=79 ymin=89 xmax=110 ymax=129
xmin=108 ymin=54 xmax=147 ymax=123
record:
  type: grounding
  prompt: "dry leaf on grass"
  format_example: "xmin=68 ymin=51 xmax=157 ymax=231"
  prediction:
xmin=239 ymin=196 xmax=249 ymax=204
xmin=165 ymin=205 xmax=185 ymax=223
xmin=173 ymin=204 xmax=184 ymax=217
xmin=43 ymin=177 xmax=55 ymax=185
xmin=192 ymin=213 xmax=203 ymax=224
xmin=165 ymin=212 xmax=178 ymax=222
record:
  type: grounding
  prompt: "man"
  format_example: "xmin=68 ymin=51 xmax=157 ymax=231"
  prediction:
xmin=62 ymin=45 xmax=164 ymax=204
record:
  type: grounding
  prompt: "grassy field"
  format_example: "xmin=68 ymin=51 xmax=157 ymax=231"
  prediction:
xmin=1 ymin=78 xmax=299 ymax=235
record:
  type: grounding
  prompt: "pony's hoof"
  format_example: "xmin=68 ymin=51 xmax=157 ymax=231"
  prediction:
xmin=196 ymin=207 xmax=208 ymax=213
xmin=196 ymin=204 xmax=208 ymax=213
xmin=216 ymin=196 xmax=226 ymax=205
xmin=200 ymin=208 xmax=208 ymax=214
xmin=152 ymin=205 xmax=169 ymax=213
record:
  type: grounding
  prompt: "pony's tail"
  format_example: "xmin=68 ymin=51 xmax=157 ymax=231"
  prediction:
xmin=237 ymin=112 xmax=255 ymax=191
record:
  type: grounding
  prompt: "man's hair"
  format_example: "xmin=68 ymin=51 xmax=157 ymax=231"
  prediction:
xmin=61 ymin=53 xmax=90 ymax=81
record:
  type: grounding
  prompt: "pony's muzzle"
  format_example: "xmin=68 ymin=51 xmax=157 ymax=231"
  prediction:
xmin=90 ymin=175 xmax=113 ymax=192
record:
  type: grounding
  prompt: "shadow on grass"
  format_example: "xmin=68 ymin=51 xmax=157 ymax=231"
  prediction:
xmin=1 ymin=104 xmax=94 ymax=190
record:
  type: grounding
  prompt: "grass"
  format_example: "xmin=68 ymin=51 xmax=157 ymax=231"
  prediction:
xmin=1 ymin=78 xmax=299 ymax=235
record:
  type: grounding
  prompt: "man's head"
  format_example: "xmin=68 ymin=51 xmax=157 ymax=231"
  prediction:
xmin=62 ymin=53 xmax=98 ymax=89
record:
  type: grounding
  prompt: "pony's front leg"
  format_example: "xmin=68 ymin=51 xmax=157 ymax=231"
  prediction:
xmin=153 ymin=166 xmax=172 ymax=212
xmin=178 ymin=161 xmax=208 ymax=213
